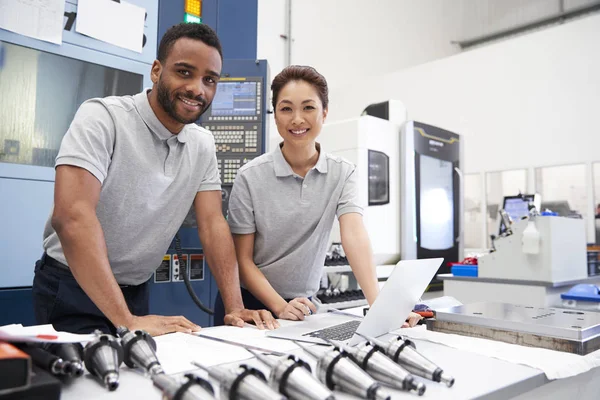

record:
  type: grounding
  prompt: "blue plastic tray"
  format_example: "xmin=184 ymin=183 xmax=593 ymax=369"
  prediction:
xmin=451 ymin=265 xmax=478 ymax=277
xmin=561 ymin=284 xmax=600 ymax=302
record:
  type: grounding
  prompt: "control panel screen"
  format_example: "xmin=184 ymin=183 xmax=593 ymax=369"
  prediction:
xmin=211 ymin=82 xmax=258 ymax=117
xmin=503 ymin=198 xmax=530 ymax=222
xmin=500 ymin=195 xmax=535 ymax=234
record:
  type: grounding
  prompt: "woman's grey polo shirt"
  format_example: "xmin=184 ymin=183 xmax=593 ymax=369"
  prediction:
xmin=227 ymin=143 xmax=363 ymax=299
xmin=43 ymin=90 xmax=221 ymax=285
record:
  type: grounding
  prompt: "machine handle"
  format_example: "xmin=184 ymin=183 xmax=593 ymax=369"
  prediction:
xmin=454 ymin=166 xmax=464 ymax=244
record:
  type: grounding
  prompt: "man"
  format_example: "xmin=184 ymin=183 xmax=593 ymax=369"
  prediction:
xmin=31 ymin=23 xmax=279 ymax=336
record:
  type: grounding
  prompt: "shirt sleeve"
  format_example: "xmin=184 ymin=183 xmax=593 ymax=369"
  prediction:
xmin=55 ymin=99 xmax=115 ymax=184
xmin=227 ymin=172 xmax=256 ymax=234
xmin=197 ymin=137 xmax=222 ymax=192
xmin=337 ymin=165 xmax=364 ymax=218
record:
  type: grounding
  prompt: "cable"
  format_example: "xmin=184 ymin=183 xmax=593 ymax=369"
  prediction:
xmin=174 ymin=233 xmax=214 ymax=315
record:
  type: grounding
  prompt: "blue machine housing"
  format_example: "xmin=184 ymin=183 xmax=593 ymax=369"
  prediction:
xmin=0 ymin=0 xmax=264 ymax=328
xmin=0 ymin=0 xmax=158 ymax=326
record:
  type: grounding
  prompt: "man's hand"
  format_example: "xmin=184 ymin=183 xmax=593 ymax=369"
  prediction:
xmin=401 ymin=312 xmax=423 ymax=328
xmin=276 ymin=297 xmax=317 ymax=321
xmin=126 ymin=315 xmax=201 ymax=336
xmin=224 ymin=309 xmax=280 ymax=330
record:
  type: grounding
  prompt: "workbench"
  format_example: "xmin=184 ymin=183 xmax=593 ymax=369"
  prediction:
xmin=58 ymin=318 xmax=600 ymax=399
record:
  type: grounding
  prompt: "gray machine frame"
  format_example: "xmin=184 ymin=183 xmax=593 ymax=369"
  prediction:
xmin=427 ymin=302 xmax=600 ymax=355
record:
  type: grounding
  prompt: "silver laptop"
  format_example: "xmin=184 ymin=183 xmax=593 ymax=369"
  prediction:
xmin=266 ymin=258 xmax=443 ymax=346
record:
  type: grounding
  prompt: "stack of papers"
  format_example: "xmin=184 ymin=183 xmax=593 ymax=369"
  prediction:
xmin=155 ymin=331 xmax=255 ymax=374
xmin=0 ymin=324 xmax=94 ymax=344
xmin=154 ymin=325 xmax=303 ymax=375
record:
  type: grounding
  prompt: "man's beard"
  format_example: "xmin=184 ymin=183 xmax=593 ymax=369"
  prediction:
xmin=156 ymin=78 xmax=209 ymax=124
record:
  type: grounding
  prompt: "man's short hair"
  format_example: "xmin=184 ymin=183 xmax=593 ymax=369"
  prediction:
xmin=157 ymin=23 xmax=223 ymax=62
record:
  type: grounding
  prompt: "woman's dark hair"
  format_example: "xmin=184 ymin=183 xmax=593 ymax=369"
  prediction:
xmin=271 ymin=65 xmax=329 ymax=111
xmin=158 ymin=23 xmax=223 ymax=62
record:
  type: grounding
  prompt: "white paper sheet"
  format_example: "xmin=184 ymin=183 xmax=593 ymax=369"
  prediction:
xmin=154 ymin=332 xmax=256 ymax=375
xmin=0 ymin=0 xmax=65 ymax=44
xmin=76 ymin=0 xmax=145 ymax=53
xmin=0 ymin=324 xmax=95 ymax=343
xmin=398 ymin=326 xmax=600 ymax=380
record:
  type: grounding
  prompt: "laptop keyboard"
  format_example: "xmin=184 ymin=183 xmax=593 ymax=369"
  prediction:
xmin=302 ymin=320 xmax=361 ymax=341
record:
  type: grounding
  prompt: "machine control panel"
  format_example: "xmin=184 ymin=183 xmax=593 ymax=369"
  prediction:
xmin=202 ymin=77 xmax=264 ymax=185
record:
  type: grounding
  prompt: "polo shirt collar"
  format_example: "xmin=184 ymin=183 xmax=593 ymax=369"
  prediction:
xmin=134 ymin=89 xmax=190 ymax=143
xmin=273 ymin=142 xmax=328 ymax=177
xmin=273 ymin=143 xmax=294 ymax=177
xmin=314 ymin=142 xmax=328 ymax=173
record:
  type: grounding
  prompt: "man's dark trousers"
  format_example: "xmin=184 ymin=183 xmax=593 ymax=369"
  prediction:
xmin=32 ymin=253 xmax=149 ymax=335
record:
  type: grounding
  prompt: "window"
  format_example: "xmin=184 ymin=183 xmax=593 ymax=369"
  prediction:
xmin=536 ymin=164 xmax=589 ymax=241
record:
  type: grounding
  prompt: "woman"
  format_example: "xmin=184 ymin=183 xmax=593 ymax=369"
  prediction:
xmin=214 ymin=65 xmax=422 ymax=329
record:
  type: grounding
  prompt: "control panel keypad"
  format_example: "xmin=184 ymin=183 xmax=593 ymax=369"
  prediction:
xmin=209 ymin=125 xmax=260 ymax=154
xmin=218 ymin=158 xmax=252 ymax=184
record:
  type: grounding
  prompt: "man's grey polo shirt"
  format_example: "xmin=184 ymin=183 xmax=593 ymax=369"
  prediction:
xmin=43 ymin=90 xmax=221 ymax=285
xmin=227 ymin=143 xmax=363 ymax=299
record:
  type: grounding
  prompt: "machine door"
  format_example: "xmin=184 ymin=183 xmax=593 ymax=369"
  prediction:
xmin=413 ymin=122 xmax=461 ymax=286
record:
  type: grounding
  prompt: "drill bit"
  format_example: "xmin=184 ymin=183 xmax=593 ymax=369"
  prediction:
xmin=18 ymin=345 xmax=69 ymax=376
xmin=43 ymin=342 xmax=85 ymax=378
xmin=294 ymin=341 xmax=391 ymax=400
xmin=248 ymin=349 xmax=334 ymax=400
xmin=193 ymin=362 xmax=287 ymax=400
xmin=356 ymin=332 xmax=454 ymax=387
xmin=325 ymin=339 xmax=425 ymax=396
xmin=152 ymin=373 xmax=215 ymax=400
xmin=116 ymin=326 xmax=163 ymax=375
xmin=83 ymin=333 xmax=124 ymax=391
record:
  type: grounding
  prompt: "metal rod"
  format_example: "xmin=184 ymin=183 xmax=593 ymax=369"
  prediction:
xmin=194 ymin=333 xmax=285 ymax=356
xmin=454 ymin=1 xmax=600 ymax=49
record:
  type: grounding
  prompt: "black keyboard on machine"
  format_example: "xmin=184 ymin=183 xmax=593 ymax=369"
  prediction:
xmin=302 ymin=320 xmax=362 ymax=341
xmin=316 ymin=289 xmax=365 ymax=304
xmin=324 ymin=254 xmax=348 ymax=266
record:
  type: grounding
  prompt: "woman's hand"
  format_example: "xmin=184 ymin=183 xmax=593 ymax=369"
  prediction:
xmin=402 ymin=312 xmax=423 ymax=328
xmin=276 ymin=297 xmax=317 ymax=321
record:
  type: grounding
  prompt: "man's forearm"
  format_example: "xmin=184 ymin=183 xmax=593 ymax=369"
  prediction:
xmin=341 ymin=224 xmax=379 ymax=305
xmin=54 ymin=214 xmax=133 ymax=327
xmin=198 ymin=216 xmax=244 ymax=313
